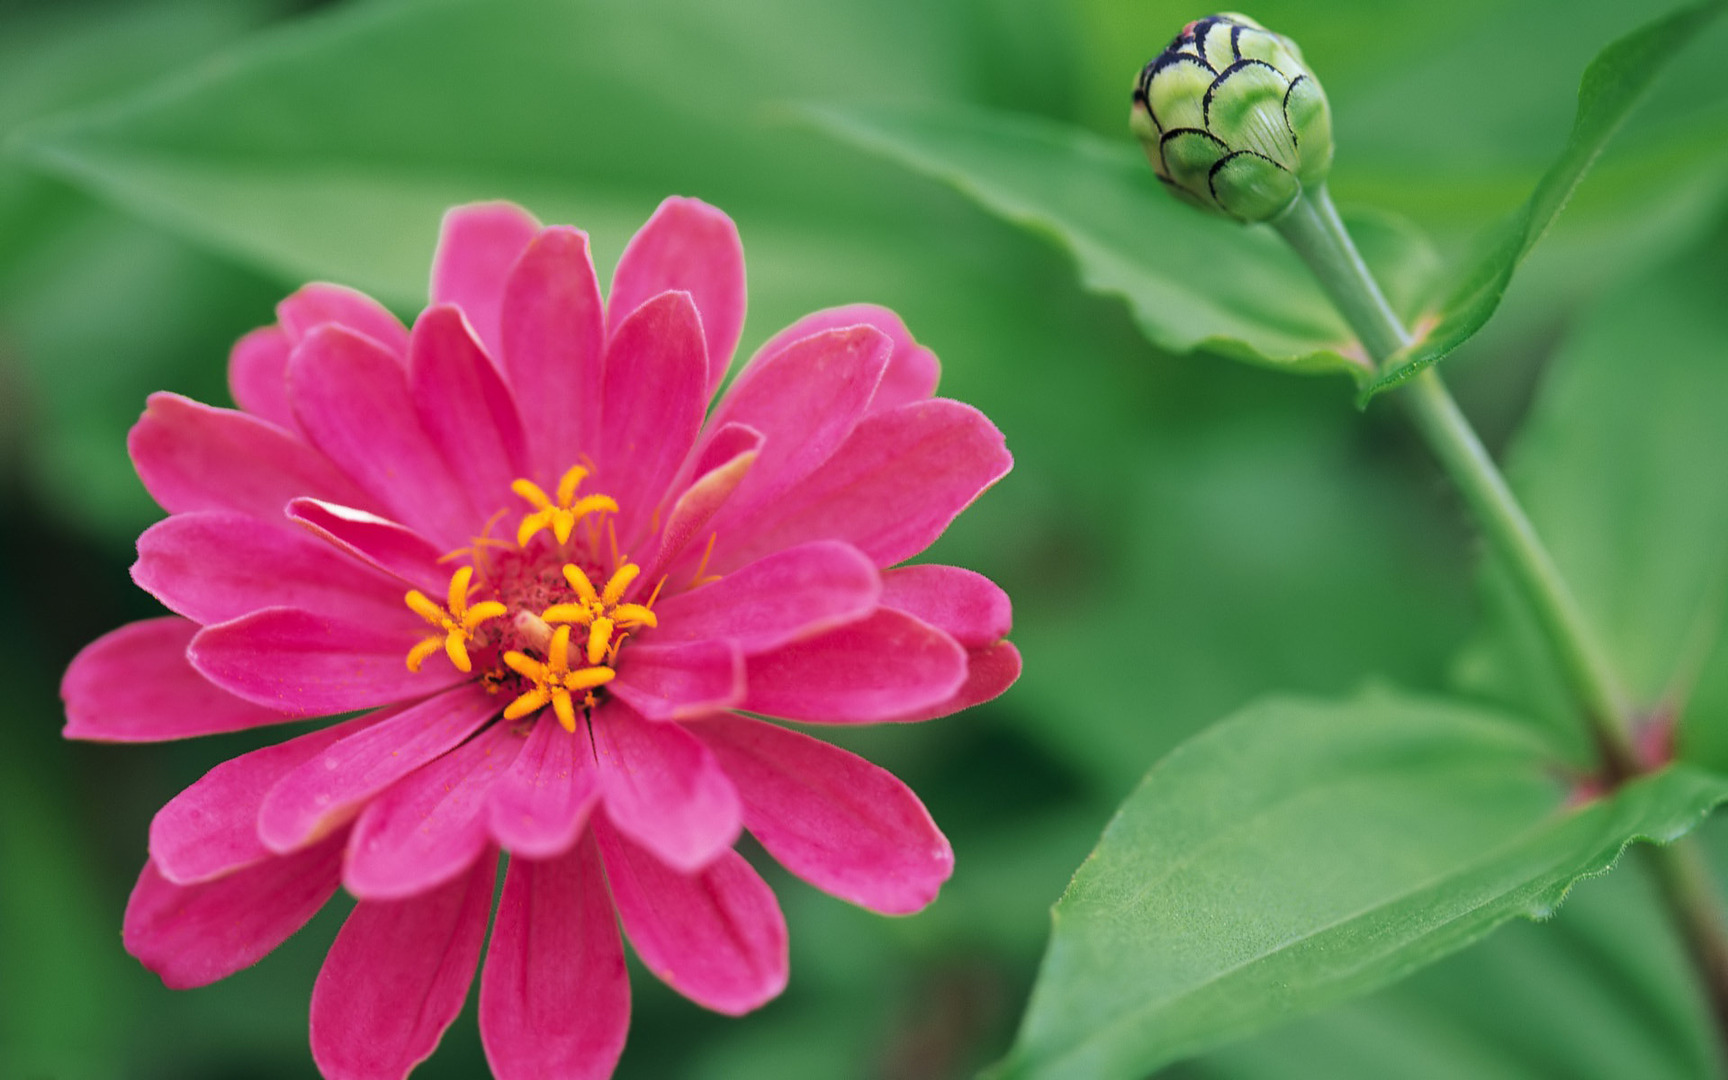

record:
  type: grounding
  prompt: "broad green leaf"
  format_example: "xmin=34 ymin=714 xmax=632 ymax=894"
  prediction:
xmin=1367 ymin=0 xmax=1728 ymax=398
xmin=995 ymin=689 xmax=1728 ymax=1080
xmin=808 ymin=102 xmax=1439 ymax=386
xmin=1454 ymin=247 xmax=1728 ymax=765
xmin=1200 ymin=823 xmax=1725 ymax=1079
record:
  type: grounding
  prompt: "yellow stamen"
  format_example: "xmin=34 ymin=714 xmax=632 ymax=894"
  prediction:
xmin=512 ymin=465 xmax=620 ymax=547
xmin=689 ymin=531 xmax=722 ymax=589
xmin=501 ymin=625 xmax=616 ymax=733
xmin=403 ymin=566 xmax=506 ymax=672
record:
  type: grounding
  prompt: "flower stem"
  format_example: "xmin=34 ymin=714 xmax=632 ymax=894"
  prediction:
xmin=1275 ymin=183 xmax=1728 ymax=1043
xmin=1274 ymin=184 xmax=1635 ymax=773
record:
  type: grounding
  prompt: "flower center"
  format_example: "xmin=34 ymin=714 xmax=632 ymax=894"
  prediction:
xmin=400 ymin=463 xmax=661 ymax=730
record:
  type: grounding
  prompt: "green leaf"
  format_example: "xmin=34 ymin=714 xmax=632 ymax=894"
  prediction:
xmin=1366 ymin=0 xmax=1728 ymax=398
xmin=808 ymin=101 xmax=1440 ymax=387
xmin=994 ymin=688 xmax=1728 ymax=1080
xmin=1200 ymin=824 xmax=1725 ymax=1079
xmin=1454 ymin=246 xmax=1728 ymax=766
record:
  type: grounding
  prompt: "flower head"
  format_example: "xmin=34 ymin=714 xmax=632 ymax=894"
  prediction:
xmin=1131 ymin=12 xmax=1333 ymax=221
xmin=64 ymin=197 xmax=1018 ymax=1079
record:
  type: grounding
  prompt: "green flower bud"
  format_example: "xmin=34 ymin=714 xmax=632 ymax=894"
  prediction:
xmin=1130 ymin=13 xmax=1333 ymax=222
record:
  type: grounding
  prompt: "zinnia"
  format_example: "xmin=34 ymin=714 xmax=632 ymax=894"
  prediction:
xmin=61 ymin=197 xmax=1018 ymax=1079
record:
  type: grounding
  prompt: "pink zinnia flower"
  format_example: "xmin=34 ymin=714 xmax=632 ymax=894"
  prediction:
xmin=61 ymin=197 xmax=1017 ymax=1079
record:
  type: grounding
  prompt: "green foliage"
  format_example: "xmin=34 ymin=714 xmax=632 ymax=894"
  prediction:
xmin=810 ymin=103 xmax=1438 ymax=384
xmin=1202 ymin=825 xmax=1726 ymax=1079
xmin=1367 ymin=0 xmax=1728 ymax=398
xmin=995 ymin=689 xmax=1728 ymax=1080
xmin=1456 ymin=249 xmax=1728 ymax=764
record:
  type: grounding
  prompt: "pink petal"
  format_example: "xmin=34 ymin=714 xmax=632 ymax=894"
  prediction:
xmin=345 ymin=723 xmax=522 ymax=900
xmin=150 ymin=712 xmax=380 ymax=885
xmin=257 ymin=685 xmax=499 ymax=853
xmin=408 ymin=305 xmax=529 ymax=516
xmin=277 ymin=282 xmax=410 ymax=358
xmin=479 ymin=835 xmax=629 ymax=1080
xmin=289 ymin=325 xmax=479 ymax=549
xmin=717 ymin=399 xmax=1012 ymax=572
xmin=189 ymin=606 xmax=460 ymax=716
xmin=651 ymin=541 xmax=879 ymax=654
xmin=879 ymin=564 xmax=1011 ymax=648
xmin=596 ymin=819 xmax=787 ymax=1015
xmin=608 ymin=196 xmax=746 ymax=394
xmin=751 ymin=304 xmax=939 ymax=415
xmin=487 ymin=716 xmax=601 ymax=859
xmin=124 ymin=832 xmax=345 ymax=990
xmin=499 ymin=226 xmax=605 ymax=482
xmin=62 ymin=617 xmax=297 ymax=742
xmin=598 ymin=290 xmax=709 ymax=547
xmin=430 ymin=201 xmax=542 ymax=360
xmin=610 ymin=639 xmax=745 ymax=721
xmin=129 ymin=392 xmax=371 ymax=523
xmin=288 ymin=498 xmax=448 ymax=595
xmin=227 ymin=325 xmax=298 ymax=432
xmin=696 ymin=714 xmax=951 ymax=914
xmin=643 ymin=422 xmax=762 ymax=580
xmin=592 ymin=701 xmax=741 ymax=873
xmin=742 ymin=609 xmax=967 ymax=723
xmin=703 ymin=326 xmax=891 ymax=537
xmin=133 ymin=510 xmax=404 ymax=627
xmin=883 ymin=640 xmax=1021 ymax=723
xmin=311 ymin=851 xmax=495 ymax=1080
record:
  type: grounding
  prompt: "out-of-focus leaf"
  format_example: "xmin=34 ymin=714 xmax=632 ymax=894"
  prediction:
xmin=1367 ymin=0 xmax=1727 ymax=398
xmin=1197 ymin=825 xmax=1724 ymax=1079
xmin=1454 ymin=247 xmax=1728 ymax=766
xmin=0 ymin=0 xmax=282 ymax=538
xmin=994 ymin=689 xmax=1728 ymax=1080
xmin=5 ymin=0 xmax=974 ymax=325
xmin=808 ymin=102 xmax=1439 ymax=385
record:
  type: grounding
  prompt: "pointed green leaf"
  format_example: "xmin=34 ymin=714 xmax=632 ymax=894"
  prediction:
xmin=1366 ymin=0 xmax=1727 ymax=399
xmin=808 ymin=102 xmax=1440 ymax=387
xmin=995 ymin=689 xmax=1728 ymax=1080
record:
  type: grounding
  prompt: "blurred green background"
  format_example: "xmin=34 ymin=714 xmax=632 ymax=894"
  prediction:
xmin=1 ymin=0 xmax=1725 ymax=1077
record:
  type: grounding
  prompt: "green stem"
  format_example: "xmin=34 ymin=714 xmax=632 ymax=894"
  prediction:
xmin=1274 ymin=185 xmax=1635 ymax=774
xmin=1275 ymin=183 xmax=1728 ymax=1042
